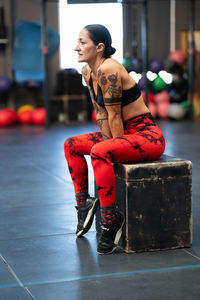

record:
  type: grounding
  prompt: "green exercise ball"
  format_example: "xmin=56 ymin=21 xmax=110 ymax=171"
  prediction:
xmin=152 ymin=75 xmax=167 ymax=92
xmin=122 ymin=58 xmax=132 ymax=69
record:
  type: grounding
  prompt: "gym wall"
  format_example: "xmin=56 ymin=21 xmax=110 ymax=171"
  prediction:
xmin=0 ymin=0 xmax=200 ymax=96
xmin=0 ymin=0 xmax=60 ymax=96
xmin=123 ymin=0 xmax=200 ymax=61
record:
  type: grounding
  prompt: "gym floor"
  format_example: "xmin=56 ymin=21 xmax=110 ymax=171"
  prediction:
xmin=0 ymin=118 xmax=200 ymax=300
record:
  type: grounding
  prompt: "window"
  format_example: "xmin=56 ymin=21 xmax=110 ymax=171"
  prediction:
xmin=59 ymin=0 xmax=123 ymax=73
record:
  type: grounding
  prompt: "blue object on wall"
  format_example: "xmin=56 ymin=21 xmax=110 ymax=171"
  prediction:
xmin=14 ymin=70 xmax=44 ymax=83
xmin=12 ymin=20 xmax=60 ymax=81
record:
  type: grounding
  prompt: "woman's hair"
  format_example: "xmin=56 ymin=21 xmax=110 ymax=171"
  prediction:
xmin=84 ymin=24 xmax=116 ymax=58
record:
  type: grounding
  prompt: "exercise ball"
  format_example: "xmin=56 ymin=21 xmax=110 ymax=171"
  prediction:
xmin=168 ymin=50 xmax=186 ymax=66
xmin=91 ymin=110 xmax=97 ymax=123
xmin=148 ymin=102 xmax=157 ymax=118
xmin=18 ymin=110 xmax=33 ymax=124
xmin=164 ymin=59 xmax=183 ymax=74
xmin=0 ymin=109 xmax=13 ymax=126
xmin=4 ymin=108 xmax=17 ymax=124
xmin=0 ymin=77 xmax=12 ymax=93
xmin=32 ymin=108 xmax=46 ymax=125
xmin=169 ymin=90 xmax=187 ymax=103
xmin=157 ymin=102 xmax=170 ymax=118
xmin=171 ymin=74 xmax=187 ymax=90
xmin=154 ymin=90 xmax=170 ymax=104
xmin=122 ymin=58 xmax=132 ymax=70
xmin=138 ymin=76 xmax=151 ymax=90
xmin=181 ymin=100 xmax=195 ymax=117
xmin=141 ymin=92 xmax=154 ymax=103
xmin=152 ymin=75 xmax=167 ymax=92
xmin=149 ymin=58 xmax=164 ymax=73
xmin=17 ymin=105 xmax=35 ymax=115
xmin=168 ymin=103 xmax=187 ymax=120
xmin=132 ymin=58 xmax=142 ymax=73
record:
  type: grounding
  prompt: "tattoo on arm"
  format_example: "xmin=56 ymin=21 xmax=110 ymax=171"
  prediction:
xmin=82 ymin=65 xmax=88 ymax=76
xmin=104 ymin=97 xmax=122 ymax=106
xmin=92 ymin=101 xmax=101 ymax=115
xmin=104 ymin=103 xmax=121 ymax=106
xmin=102 ymin=134 xmax=111 ymax=140
xmin=97 ymin=118 xmax=108 ymax=130
xmin=98 ymin=71 xmax=122 ymax=98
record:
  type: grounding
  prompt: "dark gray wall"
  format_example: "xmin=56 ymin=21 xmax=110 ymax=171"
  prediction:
xmin=148 ymin=0 xmax=170 ymax=60
xmin=123 ymin=0 xmax=200 ymax=63
xmin=0 ymin=0 xmax=60 ymax=95
xmin=176 ymin=0 xmax=200 ymax=49
xmin=1 ymin=0 xmax=200 ymax=95
xmin=123 ymin=0 xmax=170 ymax=61
xmin=0 ymin=0 xmax=13 ymax=78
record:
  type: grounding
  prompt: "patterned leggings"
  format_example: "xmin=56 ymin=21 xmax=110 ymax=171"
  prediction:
xmin=64 ymin=113 xmax=165 ymax=207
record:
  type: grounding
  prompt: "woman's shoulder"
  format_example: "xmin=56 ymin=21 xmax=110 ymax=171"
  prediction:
xmin=81 ymin=64 xmax=91 ymax=84
xmin=98 ymin=58 xmax=122 ymax=74
xmin=97 ymin=58 xmax=126 ymax=87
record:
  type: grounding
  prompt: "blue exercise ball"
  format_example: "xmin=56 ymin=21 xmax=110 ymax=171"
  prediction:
xmin=132 ymin=58 xmax=142 ymax=73
xmin=149 ymin=58 xmax=164 ymax=73
xmin=0 ymin=77 xmax=12 ymax=93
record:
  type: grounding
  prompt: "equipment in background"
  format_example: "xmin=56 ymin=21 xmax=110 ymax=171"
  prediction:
xmin=51 ymin=69 xmax=87 ymax=124
xmin=0 ymin=7 xmax=8 ymax=51
xmin=32 ymin=108 xmax=46 ymax=125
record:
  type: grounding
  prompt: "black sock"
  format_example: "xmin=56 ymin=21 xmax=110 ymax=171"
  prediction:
xmin=76 ymin=192 xmax=89 ymax=207
xmin=100 ymin=206 xmax=116 ymax=226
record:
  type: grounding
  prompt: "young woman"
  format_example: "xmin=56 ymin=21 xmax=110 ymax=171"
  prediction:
xmin=64 ymin=24 xmax=165 ymax=254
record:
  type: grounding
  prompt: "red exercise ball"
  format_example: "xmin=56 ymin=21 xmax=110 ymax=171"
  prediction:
xmin=18 ymin=110 xmax=33 ymax=124
xmin=154 ymin=91 xmax=170 ymax=104
xmin=0 ymin=109 xmax=13 ymax=126
xmin=32 ymin=108 xmax=46 ymax=125
xmin=168 ymin=50 xmax=186 ymax=66
xmin=148 ymin=102 xmax=157 ymax=118
xmin=4 ymin=108 xmax=17 ymax=124
xmin=141 ymin=92 xmax=154 ymax=103
xmin=157 ymin=102 xmax=170 ymax=118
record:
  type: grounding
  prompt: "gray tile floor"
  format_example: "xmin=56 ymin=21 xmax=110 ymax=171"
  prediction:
xmin=0 ymin=119 xmax=200 ymax=300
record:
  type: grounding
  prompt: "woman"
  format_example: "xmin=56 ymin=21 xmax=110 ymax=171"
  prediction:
xmin=64 ymin=24 xmax=165 ymax=255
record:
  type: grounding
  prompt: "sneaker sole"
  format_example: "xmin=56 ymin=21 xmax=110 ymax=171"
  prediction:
xmin=97 ymin=213 xmax=125 ymax=255
xmin=76 ymin=198 xmax=99 ymax=237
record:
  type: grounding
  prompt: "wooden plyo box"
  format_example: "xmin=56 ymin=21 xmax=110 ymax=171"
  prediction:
xmin=114 ymin=155 xmax=192 ymax=253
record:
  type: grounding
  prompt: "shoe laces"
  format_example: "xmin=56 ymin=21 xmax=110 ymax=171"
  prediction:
xmin=101 ymin=225 xmax=110 ymax=231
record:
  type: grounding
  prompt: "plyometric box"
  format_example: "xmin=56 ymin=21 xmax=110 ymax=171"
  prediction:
xmin=50 ymin=94 xmax=87 ymax=124
xmin=114 ymin=155 xmax=192 ymax=253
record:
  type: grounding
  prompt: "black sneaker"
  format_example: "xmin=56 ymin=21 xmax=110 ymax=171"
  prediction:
xmin=76 ymin=196 xmax=99 ymax=237
xmin=97 ymin=211 xmax=125 ymax=254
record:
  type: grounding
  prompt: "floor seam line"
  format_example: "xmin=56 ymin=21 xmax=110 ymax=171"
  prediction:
xmin=1 ymin=264 xmax=200 ymax=289
xmin=183 ymin=249 xmax=200 ymax=261
xmin=0 ymin=231 xmax=96 ymax=242
xmin=0 ymin=253 xmax=36 ymax=299
xmin=23 ymin=158 xmax=67 ymax=184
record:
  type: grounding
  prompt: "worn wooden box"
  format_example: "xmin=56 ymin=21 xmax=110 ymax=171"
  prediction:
xmin=114 ymin=155 xmax=192 ymax=253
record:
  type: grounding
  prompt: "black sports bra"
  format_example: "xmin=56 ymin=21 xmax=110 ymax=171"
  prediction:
xmin=89 ymin=75 xmax=141 ymax=109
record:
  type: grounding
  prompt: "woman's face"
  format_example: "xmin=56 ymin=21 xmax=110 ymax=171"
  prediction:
xmin=75 ymin=29 xmax=98 ymax=63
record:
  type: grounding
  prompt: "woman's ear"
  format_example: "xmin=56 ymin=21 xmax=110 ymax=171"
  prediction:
xmin=96 ymin=43 xmax=105 ymax=54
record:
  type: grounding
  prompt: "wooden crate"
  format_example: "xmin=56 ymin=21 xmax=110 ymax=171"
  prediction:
xmin=51 ymin=94 xmax=87 ymax=124
xmin=114 ymin=155 xmax=192 ymax=253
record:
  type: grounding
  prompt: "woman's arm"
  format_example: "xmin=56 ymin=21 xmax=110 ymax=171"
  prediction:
xmin=82 ymin=65 xmax=112 ymax=140
xmin=97 ymin=67 xmax=124 ymax=138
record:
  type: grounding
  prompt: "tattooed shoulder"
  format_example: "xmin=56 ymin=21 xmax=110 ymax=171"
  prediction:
xmin=82 ymin=65 xmax=88 ymax=77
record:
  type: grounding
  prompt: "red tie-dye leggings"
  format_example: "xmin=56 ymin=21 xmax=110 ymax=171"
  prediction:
xmin=64 ymin=113 xmax=165 ymax=207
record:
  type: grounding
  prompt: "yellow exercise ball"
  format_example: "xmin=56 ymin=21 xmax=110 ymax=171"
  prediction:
xmin=17 ymin=105 xmax=35 ymax=115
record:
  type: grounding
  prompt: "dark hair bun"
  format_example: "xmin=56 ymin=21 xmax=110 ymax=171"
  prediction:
xmin=104 ymin=46 xmax=116 ymax=58
xmin=84 ymin=25 xmax=116 ymax=58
